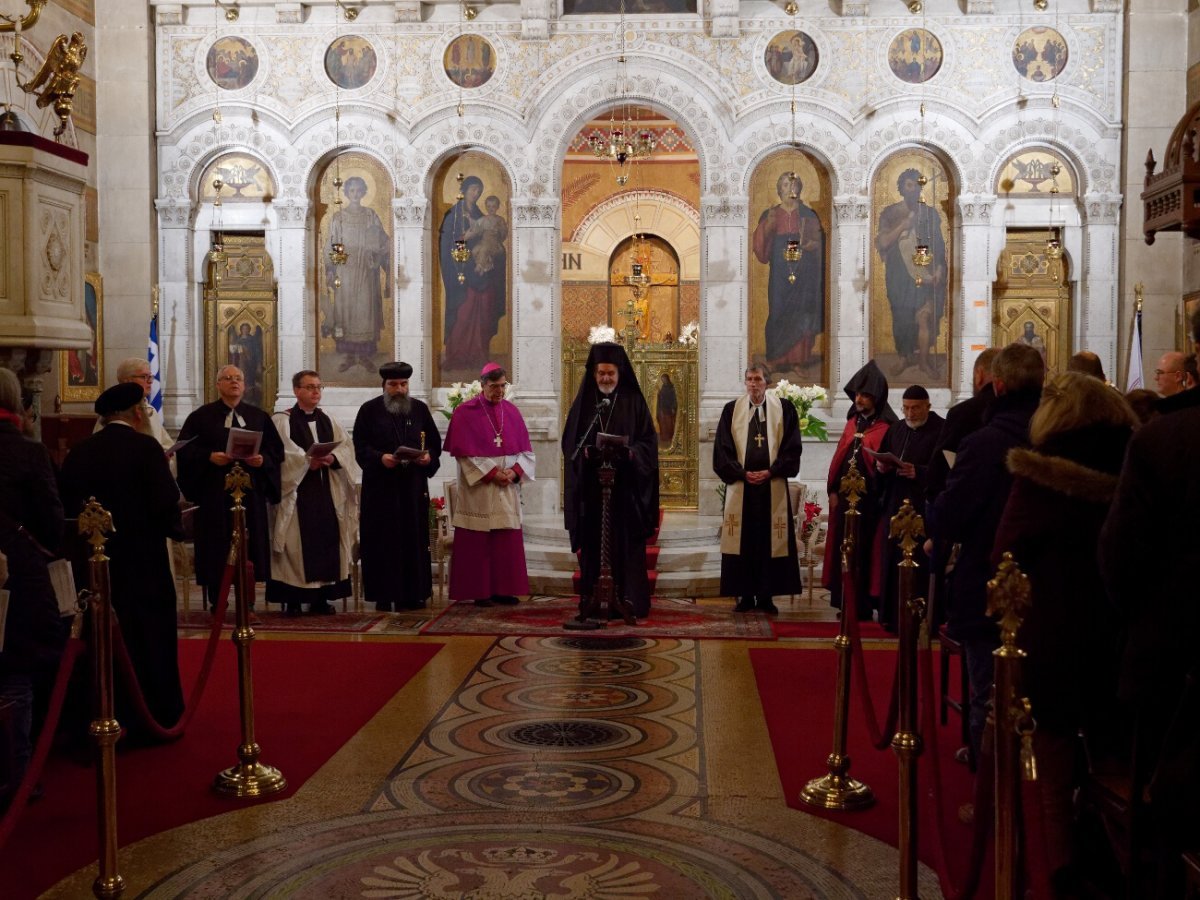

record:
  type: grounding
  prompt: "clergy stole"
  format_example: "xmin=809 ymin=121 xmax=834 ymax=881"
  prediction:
xmin=720 ymin=394 xmax=789 ymax=558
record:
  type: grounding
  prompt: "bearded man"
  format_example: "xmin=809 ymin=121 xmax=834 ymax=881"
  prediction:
xmin=353 ymin=361 xmax=441 ymax=611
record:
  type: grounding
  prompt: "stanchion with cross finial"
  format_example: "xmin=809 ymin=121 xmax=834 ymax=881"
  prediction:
xmin=889 ymin=498 xmax=926 ymax=900
xmin=212 ymin=463 xmax=287 ymax=797
xmin=77 ymin=498 xmax=125 ymax=899
xmin=800 ymin=453 xmax=875 ymax=811
xmin=988 ymin=551 xmax=1035 ymax=900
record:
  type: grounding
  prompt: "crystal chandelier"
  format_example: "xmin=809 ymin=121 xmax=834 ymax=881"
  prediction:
xmin=588 ymin=0 xmax=654 ymax=185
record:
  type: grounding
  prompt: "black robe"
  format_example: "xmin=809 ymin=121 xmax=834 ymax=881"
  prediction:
xmin=561 ymin=387 xmax=659 ymax=618
xmin=874 ymin=412 xmax=945 ymax=629
xmin=60 ymin=423 xmax=186 ymax=728
xmin=353 ymin=396 xmax=442 ymax=610
xmin=713 ymin=398 xmax=803 ymax=599
xmin=265 ymin=406 xmax=350 ymax=607
xmin=176 ymin=400 xmax=283 ymax=592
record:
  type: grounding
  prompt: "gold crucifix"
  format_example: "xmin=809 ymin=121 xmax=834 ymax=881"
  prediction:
xmin=754 ymin=432 xmax=765 ymax=448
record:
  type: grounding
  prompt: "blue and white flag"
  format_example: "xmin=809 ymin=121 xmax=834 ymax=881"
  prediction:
xmin=148 ymin=315 xmax=163 ymax=412
xmin=1125 ymin=305 xmax=1143 ymax=392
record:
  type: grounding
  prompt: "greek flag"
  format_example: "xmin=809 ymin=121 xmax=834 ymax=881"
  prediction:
xmin=1125 ymin=305 xmax=1143 ymax=392
xmin=148 ymin=315 xmax=163 ymax=412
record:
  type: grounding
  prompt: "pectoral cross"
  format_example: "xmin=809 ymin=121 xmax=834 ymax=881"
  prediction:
xmin=754 ymin=432 xmax=765 ymax=448
xmin=493 ymin=434 xmax=503 ymax=447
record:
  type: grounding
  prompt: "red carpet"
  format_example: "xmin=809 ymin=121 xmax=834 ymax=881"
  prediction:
xmin=770 ymin=619 xmax=893 ymax=639
xmin=751 ymin=645 xmax=990 ymax=898
xmin=0 ymin=638 xmax=441 ymax=899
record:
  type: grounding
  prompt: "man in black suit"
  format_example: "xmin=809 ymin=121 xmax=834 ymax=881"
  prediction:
xmin=61 ymin=382 xmax=186 ymax=730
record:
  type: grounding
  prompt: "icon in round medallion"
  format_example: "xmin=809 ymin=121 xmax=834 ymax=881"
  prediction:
xmin=325 ymin=35 xmax=378 ymax=89
xmin=765 ymin=31 xmax=818 ymax=86
xmin=444 ymin=34 xmax=496 ymax=89
xmin=1013 ymin=26 xmax=1068 ymax=82
xmin=887 ymin=28 xmax=942 ymax=85
xmin=206 ymin=36 xmax=259 ymax=90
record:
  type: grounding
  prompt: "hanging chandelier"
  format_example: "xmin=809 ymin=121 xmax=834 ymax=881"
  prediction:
xmin=588 ymin=1 xmax=654 ymax=184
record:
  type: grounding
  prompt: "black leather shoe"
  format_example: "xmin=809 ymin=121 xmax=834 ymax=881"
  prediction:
xmin=473 ymin=597 xmax=494 ymax=607
xmin=282 ymin=604 xmax=302 ymax=618
xmin=491 ymin=595 xmax=520 ymax=605
xmin=308 ymin=601 xmax=335 ymax=616
xmin=734 ymin=598 xmax=755 ymax=613
xmin=758 ymin=599 xmax=780 ymax=615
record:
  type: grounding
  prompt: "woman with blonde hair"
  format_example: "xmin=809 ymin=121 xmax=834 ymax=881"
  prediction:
xmin=991 ymin=371 xmax=1138 ymax=896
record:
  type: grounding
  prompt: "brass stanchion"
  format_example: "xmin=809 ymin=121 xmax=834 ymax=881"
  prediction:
xmin=212 ymin=464 xmax=287 ymax=798
xmin=988 ymin=552 xmax=1036 ymax=900
xmin=890 ymin=499 xmax=926 ymax=900
xmin=800 ymin=454 xmax=875 ymax=811
xmin=78 ymin=499 xmax=125 ymax=899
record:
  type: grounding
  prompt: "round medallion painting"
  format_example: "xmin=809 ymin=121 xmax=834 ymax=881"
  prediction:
xmin=444 ymin=34 xmax=496 ymax=89
xmin=1013 ymin=27 xmax=1068 ymax=82
xmin=325 ymin=35 xmax=378 ymax=89
xmin=206 ymin=36 xmax=258 ymax=90
xmin=765 ymin=31 xmax=818 ymax=86
xmin=888 ymin=28 xmax=942 ymax=84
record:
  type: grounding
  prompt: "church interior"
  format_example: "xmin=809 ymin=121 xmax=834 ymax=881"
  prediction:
xmin=1 ymin=0 xmax=1198 ymax=896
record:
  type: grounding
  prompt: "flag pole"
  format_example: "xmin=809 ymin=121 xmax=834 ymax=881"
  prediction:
xmin=1125 ymin=282 xmax=1144 ymax=391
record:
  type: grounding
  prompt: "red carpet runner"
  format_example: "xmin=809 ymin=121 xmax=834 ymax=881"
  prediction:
xmin=1 ymin=638 xmax=441 ymax=899
xmin=750 ymin=645 xmax=989 ymax=897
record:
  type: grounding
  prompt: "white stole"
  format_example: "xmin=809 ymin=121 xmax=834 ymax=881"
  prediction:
xmin=721 ymin=393 xmax=789 ymax=558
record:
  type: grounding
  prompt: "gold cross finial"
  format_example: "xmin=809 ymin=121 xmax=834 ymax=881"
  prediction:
xmin=839 ymin=455 xmax=866 ymax=511
xmin=77 ymin=497 xmax=114 ymax=561
xmin=889 ymin=499 xmax=925 ymax=557
xmin=987 ymin=552 xmax=1031 ymax=648
xmin=225 ymin=463 xmax=252 ymax=508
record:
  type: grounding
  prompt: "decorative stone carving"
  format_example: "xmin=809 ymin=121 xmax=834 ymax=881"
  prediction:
xmin=520 ymin=0 xmax=551 ymax=41
xmin=1083 ymin=193 xmax=1122 ymax=224
xmin=275 ymin=3 xmax=304 ymax=24
xmin=393 ymin=200 xmax=428 ymax=226
xmin=700 ymin=198 xmax=747 ymax=225
xmin=156 ymin=4 xmax=184 ymax=26
xmin=963 ymin=0 xmax=995 ymax=13
xmin=513 ymin=203 xmax=560 ymax=224
xmin=709 ymin=0 xmax=740 ymax=38
xmin=840 ymin=0 xmax=870 ymax=16
xmin=958 ymin=194 xmax=995 ymax=224
xmin=276 ymin=200 xmax=307 ymax=225
xmin=833 ymin=196 xmax=869 ymax=222
xmin=155 ymin=199 xmax=192 ymax=228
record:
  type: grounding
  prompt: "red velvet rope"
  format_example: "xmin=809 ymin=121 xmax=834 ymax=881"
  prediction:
xmin=109 ymin=561 xmax=236 ymax=742
xmin=840 ymin=562 xmax=900 ymax=751
xmin=918 ymin=639 xmax=991 ymax=900
xmin=0 ymin=637 xmax=86 ymax=851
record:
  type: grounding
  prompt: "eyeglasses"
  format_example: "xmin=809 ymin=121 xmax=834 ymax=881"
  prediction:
xmin=1154 ymin=369 xmax=1180 ymax=377
xmin=218 ymin=374 xmax=244 ymax=383
xmin=298 ymin=384 xmax=323 ymax=391
xmin=128 ymin=374 xmax=153 ymax=382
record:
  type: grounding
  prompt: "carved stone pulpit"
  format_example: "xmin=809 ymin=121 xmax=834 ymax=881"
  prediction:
xmin=0 ymin=127 xmax=91 ymax=436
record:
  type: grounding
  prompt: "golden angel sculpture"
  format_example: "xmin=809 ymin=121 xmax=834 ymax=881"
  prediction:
xmin=22 ymin=31 xmax=88 ymax=137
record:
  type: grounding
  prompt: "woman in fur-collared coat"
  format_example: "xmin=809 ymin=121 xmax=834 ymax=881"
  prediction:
xmin=991 ymin=372 xmax=1138 ymax=893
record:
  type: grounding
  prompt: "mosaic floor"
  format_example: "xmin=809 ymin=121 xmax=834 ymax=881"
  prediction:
xmin=47 ymin=629 xmax=943 ymax=899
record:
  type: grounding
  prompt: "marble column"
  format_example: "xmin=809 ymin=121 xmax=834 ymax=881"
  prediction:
xmin=1079 ymin=193 xmax=1122 ymax=373
xmin=956 ymin=194 xmax=997 ymax=402
xmin=273 ymin=200 xmax=309 ymax=407
xmin=393 ymin=198 xmax=429 ymax=396
xmin=832 ymin=195 xmax=870 ymax=417
xmin=154 ymin=199 xmax=194 ymax=430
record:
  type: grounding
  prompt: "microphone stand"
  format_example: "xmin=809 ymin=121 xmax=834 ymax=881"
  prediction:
xmin=570 ymin=396 xmax=612 ymax=462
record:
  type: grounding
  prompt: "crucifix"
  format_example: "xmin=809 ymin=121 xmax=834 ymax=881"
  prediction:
xmin=754 ymin=432 xmax=765 ymax=448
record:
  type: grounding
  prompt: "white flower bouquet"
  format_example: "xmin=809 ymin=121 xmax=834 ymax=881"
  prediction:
xmin=441 ymin=380 xmax=481 ymax=420
xmin=678 ymin=321 xmax=699 ymax=347
xmin=770 ymin=380 xmax=829 ymax=440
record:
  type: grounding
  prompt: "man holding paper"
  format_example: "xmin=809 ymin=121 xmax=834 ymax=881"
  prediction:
xmin=444 ymin=363 xmax=534 ymax=607
xmin=353 ymin=361 xmax=442 ymax=611
xmin=177 ymin=365 xmax=283 ymax=611
xmin=266 ymin=371 xmax=360 ymax=616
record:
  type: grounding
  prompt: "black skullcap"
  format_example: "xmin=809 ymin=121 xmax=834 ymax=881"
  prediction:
xmin=95 ymin=382 xmax=144 ymax=417
xmin=379 ymin=361 xmax=413 ymax=382
xmin=902 ymin=385 xmax=930 ymax=401
xmin=588 ymin=342 xmax=627 ymax=366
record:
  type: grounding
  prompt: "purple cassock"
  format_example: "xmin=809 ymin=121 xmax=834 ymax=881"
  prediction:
xmin=443 ymin=379 xmax=536 ymax=603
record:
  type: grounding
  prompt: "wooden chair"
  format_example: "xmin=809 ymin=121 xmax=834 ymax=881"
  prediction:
xmin=434 ymin=481 xmax=457 ymax=606
xmin=1076 ymin=729 xmax=1145 ymax=897
xmin=939 ymin=624 xmax=974 ymax=770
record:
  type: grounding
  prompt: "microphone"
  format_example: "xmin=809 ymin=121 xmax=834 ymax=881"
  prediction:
xmin=597 ymin=397 xmax=611 ymax=409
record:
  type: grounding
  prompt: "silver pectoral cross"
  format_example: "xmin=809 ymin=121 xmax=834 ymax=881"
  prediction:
xmin=493 ymin=434 xmax=503 ymax=447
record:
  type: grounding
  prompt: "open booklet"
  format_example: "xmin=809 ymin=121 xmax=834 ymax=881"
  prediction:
xmin=225 ymin=427 xmax=263 ymax=460
xmin=393 ymin=445 xmax=425 ymax=460
xmin=306 ymin=439 xmax=342 ymax=458
xmin=863 ymin=446 xmax=905 ymax=467
xmin=164 ymin=435 xmax=194 ymax=458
